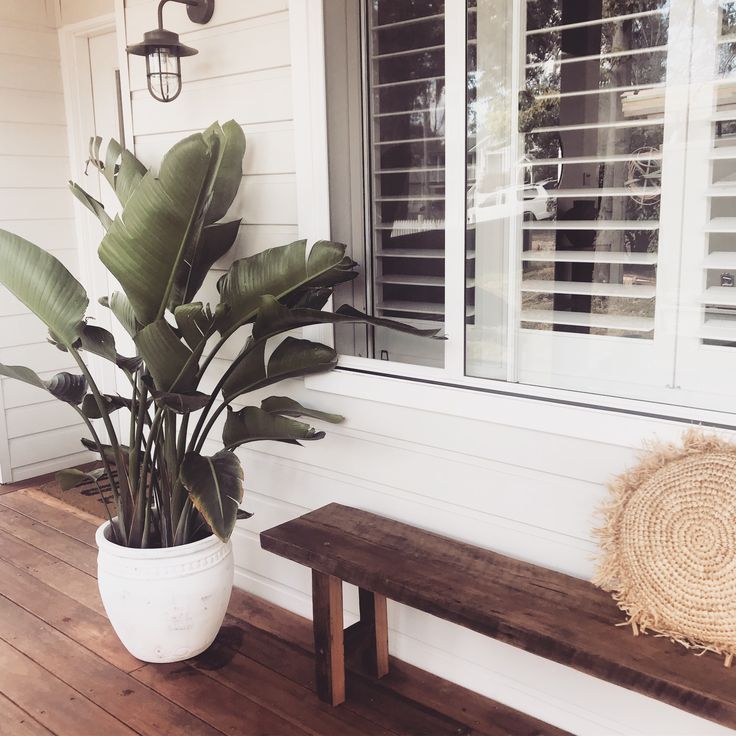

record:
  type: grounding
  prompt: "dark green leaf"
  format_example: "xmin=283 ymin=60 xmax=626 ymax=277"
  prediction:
xmin=260 ymin=396 xmax=344 ymax=424
xmin=173 ymin=302 xmax=228 ymax=351
xmin=88 ymin=138 xmax=147 ymax=206
xmin=236 ymin=508 xmax=254 ymax=520
xmin=251 ymin=295 xmax=443 ymax=342
xmin=81 ymin=437 xmax=129 ymax=465
xmin=81 ymin=393 xmax=130 ymax=419
xmin=216 ymin=240 xmax=352 ymax=333
xmin=150 ymin=389 xmax=210 ymax=414
xmin=0 ymin=229 xmax=88 ymax=346
xmin=204 ymin=120 xmax=246 ymax=224
xmin=223 ymin=406 xmax=325 ymax=449
xmin=69 ymin=182 xmax=112 ymax=230
xmin=99 ymin=292 xmax=139 ymax=338
xmin=78 ymin=324 xmax=141 ymax=372
xmin=221 ymin=336 xmax=337 ymax=403
xmin=180 ymin=449 xmax=244 ymax=542
xmin=0 ymin=364 xmax=87 ymax=405
xmin=134 ymin=319 xmax=199 ymax=392
xmin=99 ymin=132 xmax=219 ymax=325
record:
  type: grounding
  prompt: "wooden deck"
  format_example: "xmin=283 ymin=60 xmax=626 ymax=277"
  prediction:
xmin=0 ymin=485 xmax=564 ymax=736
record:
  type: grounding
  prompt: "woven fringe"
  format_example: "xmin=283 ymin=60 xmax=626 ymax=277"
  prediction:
xmin=594 ymin=428 xmax=736 ymax=667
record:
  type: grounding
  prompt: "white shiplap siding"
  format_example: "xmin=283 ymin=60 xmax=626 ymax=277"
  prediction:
xmin=115 ymin=1 xmax=735 ymax=734
xmin=0 ymin=4 xmax=90 ymax=482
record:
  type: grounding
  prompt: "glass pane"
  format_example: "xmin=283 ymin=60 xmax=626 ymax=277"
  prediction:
xmin=368 ymin=0 xmax=446 ymax=367
xmin=467 ymin=0 xmax=671 ymax=391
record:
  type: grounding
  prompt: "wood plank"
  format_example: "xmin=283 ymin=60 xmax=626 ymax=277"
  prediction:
xmin=218 ymin=615 xmax=480 ymax=736
xmin=191 ymin=635 xmax=394 ymax=736
xmin=133 ymin=661 xmax=308 ymax=736
xmin=0 ymin=693 xmax=53 ymax=736
xmin=0 ymin=557 xmax=141 ymax=672
xmin=0 ymin=527 xmax=104 ymax=614
xmin=0 ymin=507 xmax=97 ymax=575
xmin=0 ymin=488 xmax=98 ymax=545
xmin=312 ymin=570 xmax=346 ymax=706
xmin=0 ymin=638 xmax=136 ymax=736
xmin=0 ymin=595 xmax=220 ymax=736
xmin=262 ymin=504 xmax=736 ymax=730
xmin=226 ymin=589 xmax=565 ymax=736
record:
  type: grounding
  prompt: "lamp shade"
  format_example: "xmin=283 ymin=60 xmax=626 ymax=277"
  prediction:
xmin=126 ymin=28 xmax=197 ymax=103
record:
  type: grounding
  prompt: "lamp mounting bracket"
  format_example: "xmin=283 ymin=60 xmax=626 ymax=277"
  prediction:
xmin=157 ymin=0 xmax=214 ymax=28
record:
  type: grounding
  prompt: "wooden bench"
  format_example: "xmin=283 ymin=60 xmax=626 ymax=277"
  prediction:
xmin=261 ymin=503 xmax=736 ymax=729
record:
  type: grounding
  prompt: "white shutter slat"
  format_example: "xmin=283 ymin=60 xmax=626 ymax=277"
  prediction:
xmin=520 ymin=309 xmax=655 ymax=333
xmin=521 ymin=280 xmax=656 ymax=299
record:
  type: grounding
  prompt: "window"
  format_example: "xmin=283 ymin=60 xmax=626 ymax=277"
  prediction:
xmin=324 ymin=0 xmax=736 ymax=414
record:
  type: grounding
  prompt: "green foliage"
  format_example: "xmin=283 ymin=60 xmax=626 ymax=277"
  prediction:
xmin=0 ymin=121 xmax=442 ymax=549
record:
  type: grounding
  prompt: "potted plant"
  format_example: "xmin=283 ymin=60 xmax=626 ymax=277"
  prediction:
xmin=0 ymin=121 xmax=439 ymax=662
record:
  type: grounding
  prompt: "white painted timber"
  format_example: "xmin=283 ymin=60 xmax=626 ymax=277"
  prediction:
xmin=0 ymin=9 xmax=91 ymax=482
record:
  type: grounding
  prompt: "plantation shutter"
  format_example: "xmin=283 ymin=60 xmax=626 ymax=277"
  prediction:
xmin=366 ymin=1 xmax=447 ymax=366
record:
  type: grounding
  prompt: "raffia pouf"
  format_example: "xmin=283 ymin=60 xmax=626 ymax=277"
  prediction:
xmin=595 ymin=430 xmax=736 ymax=666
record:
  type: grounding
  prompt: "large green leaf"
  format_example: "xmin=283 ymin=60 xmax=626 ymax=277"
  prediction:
xmin=260 ymin=396 xmax=344 ymax=424
xmin=88 ymin=138 xmax=147 ymax=206
xmin=81 ymin=393 xmax=130 ymax=419
xmin=98 ymin=133 xmax=219 ymax=326
xmin=203 ymin=120 xmax=246 ymax=224
xmin=216 ymin=240 xmax=353 ymax=333
xmin=221 ymin=337 xmax=337 ymax=403
xmin=170 ymin=218 xmax=241 ymax=308
xmin=0 ymin=230 xmax=88 ymax=346
xmin=78 ymin=324 xmax=142 ymax=372
xmin=99 ymin=292 xmax=139 ymax=338
xmin=223 ymin=406 xmax=325 ymax=449
xmin=150 ymin=388 xmax=210 ymax=414
xmin=69 ymin=183 xmax=112 ymax=230
xmin=252 ymin=295 xmax=444 ymax=342
xmin=180 ymin=449 xmax=244 ymax=542
xmin=134 ymin=320 xmax=198 ymax=392
xmin=0 ymin=364 xmax=86 ymax=404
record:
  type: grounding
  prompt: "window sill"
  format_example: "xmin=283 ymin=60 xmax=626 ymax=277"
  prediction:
xmin=304 ymin=360 xmax=736 ymax=443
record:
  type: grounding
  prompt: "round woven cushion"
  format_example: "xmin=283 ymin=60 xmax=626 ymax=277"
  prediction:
xmin=596 ymin=432 xmax=736 ymax=661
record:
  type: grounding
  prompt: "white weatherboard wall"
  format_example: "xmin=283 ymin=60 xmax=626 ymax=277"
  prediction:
xmin=117 ymin=1 xmax=734 ymax=734
xmin=0 ymin=0 xmax=91 ymax=483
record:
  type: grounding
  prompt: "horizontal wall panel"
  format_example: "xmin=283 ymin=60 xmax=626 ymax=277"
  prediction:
xmin=0 ymin=156 xmax=71 ymax=189
xmin=0 ymin=28 xmax=59 ymax=60
xmin=130 ymin=69 xmax=292 ymax=135
xmin=0 ymin=0 xmax=51 ymax=27
xmin=0 ymin=122 xmax=68 ymax=157
xmin=0 ymin=89 xmax=65 ymax=125
xmin=128 ymin=15 xmax=289 ymax=92
xmin=6 ymin=399 xmax=80 ymax=439
xmin=0 ymin=218 xmax=76 ymax=248
xmin=124 ymin=0 xmax=288 ymax=39
xmin=9 ymin=423 xmax=88 ymax=469
xmin=0 ymin=55 xmax=62 ymax=94
xmin=11 ymin=449 xmax=94 ymax=484
xmin=227 ymin=174 xmax=297 ymax=226
xmin=0 ymin=193 xmax=73 ymax=223
xmin=133 ymin=121 xmax=295 ymax=176
xmin=0 ymin=341 xmax=80 ymax=374
xmin=0 ymin=313 xmax=49 ymax=348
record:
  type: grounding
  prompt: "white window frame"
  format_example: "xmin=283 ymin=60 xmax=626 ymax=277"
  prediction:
xmin=291 ymin=0 xmax=736 ymax=429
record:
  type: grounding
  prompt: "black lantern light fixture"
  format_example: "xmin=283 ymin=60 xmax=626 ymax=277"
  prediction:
xmin=126 ymin=0 xmax=214 ymax=103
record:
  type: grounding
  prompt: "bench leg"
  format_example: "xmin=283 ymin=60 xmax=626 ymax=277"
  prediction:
xmin=312 ymin=570 xmax=345 ymax=706
xmin=359 ymin=588 xmax=390 ymax=678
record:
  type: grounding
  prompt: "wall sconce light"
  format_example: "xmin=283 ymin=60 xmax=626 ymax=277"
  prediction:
xmin=126 ymin=0 xmax=214 ymax=103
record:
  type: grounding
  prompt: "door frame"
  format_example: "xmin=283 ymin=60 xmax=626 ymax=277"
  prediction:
xmin=58 ymin=13 xmax=133 ymax=436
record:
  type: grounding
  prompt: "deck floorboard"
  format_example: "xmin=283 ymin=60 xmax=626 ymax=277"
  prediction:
xmin=0 ymin=486 xmax=567 ymax=736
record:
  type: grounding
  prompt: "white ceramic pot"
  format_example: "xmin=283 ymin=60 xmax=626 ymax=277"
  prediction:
xmin=95 ymin=521 xmax=234 ymax=663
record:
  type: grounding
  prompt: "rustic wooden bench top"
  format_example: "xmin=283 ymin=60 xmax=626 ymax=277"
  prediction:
xmin=261 ymin=502 xmax=736 ymax=729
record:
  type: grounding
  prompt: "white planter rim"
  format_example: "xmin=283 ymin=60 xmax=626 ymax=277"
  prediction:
xmin=95 ymin=520 xmax=221 ymax=560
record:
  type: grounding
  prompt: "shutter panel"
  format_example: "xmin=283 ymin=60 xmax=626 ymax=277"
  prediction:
xmin=518 ymin=1 xmax=671 ymax=338
xmin=366 ymin=2 xmax=448 ymax=364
